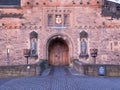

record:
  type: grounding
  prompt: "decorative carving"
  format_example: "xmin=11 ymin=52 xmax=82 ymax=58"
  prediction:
xmin=55 ymin=15 xmax=62 ymax=24
xmin=46 ymin=8 xmax=71 ymax=28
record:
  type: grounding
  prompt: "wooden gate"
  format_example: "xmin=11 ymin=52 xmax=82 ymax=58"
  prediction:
xmin=49 ymin=38 xmax=69 ymax=66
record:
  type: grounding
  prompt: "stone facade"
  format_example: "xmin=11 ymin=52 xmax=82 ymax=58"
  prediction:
xmin=0 ymin=0 xmax=120 ymax=66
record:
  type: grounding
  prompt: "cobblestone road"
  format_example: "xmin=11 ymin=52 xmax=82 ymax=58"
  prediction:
xmin=0 ymin=66 xmax=120 ymax=90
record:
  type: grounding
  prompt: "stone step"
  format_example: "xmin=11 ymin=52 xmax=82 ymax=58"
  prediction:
xmin=41 ymin=66 xmax=80 ymax=77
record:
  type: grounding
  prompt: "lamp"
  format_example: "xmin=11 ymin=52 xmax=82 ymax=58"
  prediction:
xmin=23 ymin=49 xmax=30 ymax=64
xmin=90 ymin=48 xmax=98 ymax=64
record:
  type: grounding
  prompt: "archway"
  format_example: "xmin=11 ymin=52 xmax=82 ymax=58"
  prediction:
xmin=48 ymin=37 xmax=69 ymax=66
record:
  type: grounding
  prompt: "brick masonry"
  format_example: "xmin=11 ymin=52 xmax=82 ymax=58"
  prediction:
xmin=0 ymin=0 xmax=120 ymax=66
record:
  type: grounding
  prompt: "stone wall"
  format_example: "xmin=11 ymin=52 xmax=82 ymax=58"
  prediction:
xmin=73 ymin=60 xmax=120 ymax=77
xmin=0 ymin=64 xmax=40 ymax=78
xmin=0 ymin=0 xmax=120 ymax=66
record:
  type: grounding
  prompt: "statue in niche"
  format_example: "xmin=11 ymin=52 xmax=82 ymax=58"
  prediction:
xmin=79 ymin=31 xmax=89 ymax=58
xmin=31 ymin=38 xmax=37 ymax=55
xmin=81 ymin=39 xmax=87 ymax=54
xmin=79 ymin=38 xmax=88 ymax=58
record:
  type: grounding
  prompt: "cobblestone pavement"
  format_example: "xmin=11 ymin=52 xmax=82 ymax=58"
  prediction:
xmin=0 ymin=66 xmax=120 ymax=90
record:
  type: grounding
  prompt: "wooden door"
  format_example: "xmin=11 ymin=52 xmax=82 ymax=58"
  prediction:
xmin=49 ymin=40 xmax=69 ymax=66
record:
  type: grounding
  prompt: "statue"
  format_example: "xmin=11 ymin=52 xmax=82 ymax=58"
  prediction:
xmin=81 ymin=39 xmax=87 ymax=54
xmin=31 ymin=38 xmax=37 ymax=55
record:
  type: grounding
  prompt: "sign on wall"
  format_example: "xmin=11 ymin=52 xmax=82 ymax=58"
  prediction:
xmin=98 ymin=66 xmax=106 ymax=76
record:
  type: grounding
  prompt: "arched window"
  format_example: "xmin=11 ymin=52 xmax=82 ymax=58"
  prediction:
xmin=79 ymin=31 xmax=89 ymax=58
xmin=30 ymin=31 xmax=38 ymax=56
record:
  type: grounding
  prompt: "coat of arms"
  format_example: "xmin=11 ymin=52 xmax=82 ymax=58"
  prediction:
xmin=56 ymin=15 xmax=62 ymax=24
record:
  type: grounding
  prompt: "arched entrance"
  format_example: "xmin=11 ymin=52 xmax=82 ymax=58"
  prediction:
xmin=48 ymin=37 xmax=69 ymax=66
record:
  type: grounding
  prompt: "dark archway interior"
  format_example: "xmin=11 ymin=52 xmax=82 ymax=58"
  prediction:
xmin=48 ymin=38 xmax=69 ymax=66
xmin=49 ymin=38 xmax=68 ymax=50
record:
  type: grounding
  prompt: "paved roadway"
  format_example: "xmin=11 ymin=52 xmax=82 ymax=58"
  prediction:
xmin=0 ymin=66 xmax=120 ymax=90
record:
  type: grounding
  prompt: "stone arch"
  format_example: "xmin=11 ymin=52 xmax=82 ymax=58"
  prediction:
xmin=45 ymin=33 xmax=74 ymax=65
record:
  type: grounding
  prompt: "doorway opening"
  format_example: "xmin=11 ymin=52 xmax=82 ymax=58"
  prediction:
xmin=48 ymin=37 xmax=69 ymax=66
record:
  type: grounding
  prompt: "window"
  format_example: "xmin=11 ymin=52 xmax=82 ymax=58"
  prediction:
xmin=48 ymin=14 xmax=53 ymax=26
xmin=79 ymin=31 xmax=89 ymax=58
xmin=64 ymin=14 xmax=69 ymax=26
xmin=30 ymin=31 xmax=38 ymax=56
xmin=0 ymin=0 xmax=20 ymax=8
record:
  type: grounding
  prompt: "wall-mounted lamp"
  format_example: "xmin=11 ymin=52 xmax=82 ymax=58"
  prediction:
xmin=23 ymin=49 xmax=30 ymax=64
xmin=90 ymin=48 xmax=98 ymax=64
